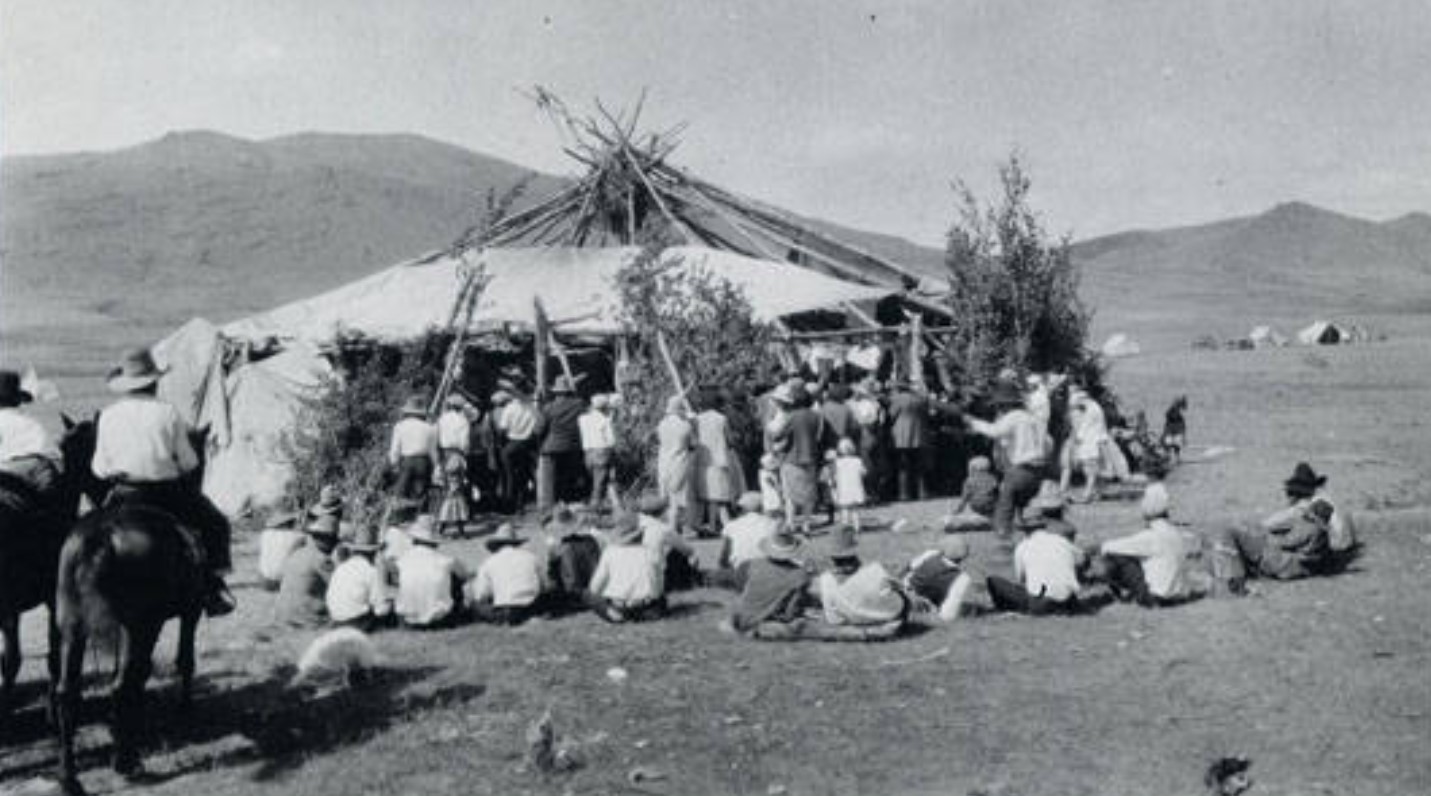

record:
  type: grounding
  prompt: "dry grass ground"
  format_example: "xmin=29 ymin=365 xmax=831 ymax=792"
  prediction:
xmin=4 ymin=330 xmax=1431 ymax=796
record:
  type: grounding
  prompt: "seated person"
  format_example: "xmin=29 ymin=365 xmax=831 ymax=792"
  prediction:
xmin=275 ymin=513 xmax=341 ymax=628
xmin=902 ymin=536 xmax=974 ymax=622
xmin=0 ymin=369 xmax=64 ymax=513
xmin=587 ymin=511 xmax=666 ymax=623
xmin=257 ymin=507 xmax=305 ymax=591
xmin=813 ymin=526 xmax=908 ymax=627
xmin=544 ymin=505 xmax=602 ymax=607
xmin=636 ymin=494 xmax=702 ymax=592
xmin=717 ymin=491 xmax=779 ymax=588
xmin=985 ymin=494 xmax=1087 ymax=615
xmin=380 ymin=499 xmax=423 ymax=565
xmin=325 ymin=525 xmax=393 ymax=631
xmin=1220 ymin=498 xmax=1334 ymax=582
xmin=1099 ymin=484 xmax=1194 ymax=606
xmin=394 ymin=515 xmax=472 ymax=628
xmin=469 ymin=523 xmax=546 ymax=625
xmin=730 ymin=526 xmax=815 ymax=633
xmin=944 ymin=456 xmax=999 ymax=532
xmin=1257 ymin=462 xmax=1358 ymax=570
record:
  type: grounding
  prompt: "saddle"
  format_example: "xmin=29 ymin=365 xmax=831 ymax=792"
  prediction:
xmin=103 ymin=485 xmax=209 ymax=568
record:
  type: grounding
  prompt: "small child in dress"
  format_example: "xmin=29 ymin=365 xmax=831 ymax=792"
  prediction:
xmin=758 ymin=453 xmax=783 ymax=516
xmin=944 ymin=455 xmax=999 ymax=532
xmin=833 ymin=438 xmax=867 ymax=531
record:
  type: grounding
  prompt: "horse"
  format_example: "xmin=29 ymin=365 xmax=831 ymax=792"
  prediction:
xmin=51 ymin=417 xmax=209 ymax=796
xmin=0 ymin=414 xmax=93 ymax=728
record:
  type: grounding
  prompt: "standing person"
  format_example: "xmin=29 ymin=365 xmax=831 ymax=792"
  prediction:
xmin=758 ymin=453 xmax=783 ymax=516
xmin=393 ymin=515 xmax=472 ymax=628
xmin=91 ymin=348 xmax=235 ymax=616
xmin=469 ymin=523 xmax=546 ymax=624
xmin=493 ymin=390 xmax=540 ymax=511
xmin=578 ymin=394 xmax=620 ymax=512
xmin=325 ymin=525 xmax=393 ymax=631
xmin=819 ymin=384 xmax=856 ymax=453
xmin=887 ymin=380 xmax=931 ymax=501
xmin=435 ymin=395 xmax=473 ymax=536
xmin=848 ymin=380 xmax=886 ymax=501
xmin=1065 ymin=390 xmax=1110 ymax=503
xmin=537 ymin=376 xmax=586 ymax=510
xmin=274 ymin=514 xmax=342 ymax=628
xmin=966 ymin=382 xmax=1052 ymax=538
xmin=771 ymin=386 xmax=824 ymax=533
xmin=0 ymin=369 xmax=64 ymax=512
xmin=388 ymin=395 xmax=439 ymax=507
xmin=656 ymin=395 xmax=696 ymax=535
xmin=832 ymin=438 xmax=867 ymax=531
xmin=984 ymin=495 xmax=1087 ymax=615
xmin=694 ymin=389 xmax=736 ymax=536
xmin=1161 ymin=395 xmax=1188 ymax=464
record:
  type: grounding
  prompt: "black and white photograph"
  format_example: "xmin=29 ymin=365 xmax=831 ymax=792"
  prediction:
xmin=1 ymin=2 xmax=1428 ymax=794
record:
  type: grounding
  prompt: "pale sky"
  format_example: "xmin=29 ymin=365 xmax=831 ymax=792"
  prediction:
xmin=4 ymin=0 xmax=1430 ymax=244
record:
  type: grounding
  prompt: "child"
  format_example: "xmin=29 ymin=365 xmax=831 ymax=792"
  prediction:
xmin=832 ymin=438 xmax=867 ymax=531
xmin=1161 ymin=395 xmax=1188 ymax=464
xmin=819 ymin=449 xmax=839 ymax=525
xmin=758 ymin=453 xmax=783 ymax=516
xmin=944 ymin=456 xmax=999 ymax=532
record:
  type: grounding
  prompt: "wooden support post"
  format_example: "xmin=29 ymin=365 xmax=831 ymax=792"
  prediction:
xmin=533 ymin=297 xmax=554 ymax=511
xmin=909 ymin=313 xmax=926 ymax=390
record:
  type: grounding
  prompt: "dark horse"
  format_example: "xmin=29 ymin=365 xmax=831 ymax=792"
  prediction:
xmin=0 ymin=415 xmax=94 ymax=727
xmin=51 ymin=418 xmax=208 ymax=796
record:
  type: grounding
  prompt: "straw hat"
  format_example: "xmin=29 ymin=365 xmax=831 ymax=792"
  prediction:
xmin=760 ymin=453 xmax=779 ymax=470
xmin=551 ymin=375 xmax=576 ymax=395
xmin=484 ymin=522 xmax=525 ymax=551
xmin=444 ymin=393 xmax=468 ymax=410
xmin=408 ymin=515 xmax=440 ymax=545
xmin=345 ymin=523 xmax=382 ymax=552
xmin=0 ymin=371 xmax=33 ymax=407
xmin=305 ymin=513 xmax=341 ymax=539
xmin=636 ymin=493 xmax=669 ymax=516
xmin=400 ymin=395 xmax=428 ymax=417
xmin=590 ymin=393 xmax=611 ymax=410
xmin=1029 ymin=490 xmax=1067 ymax=518
xmin=968 ymin=456 xmax=991 ymax=472
xmin=836 ymin=438 xmax=856 ymax=456
xmin=770 ymin=384 xmax=796 ymax=406
xmin=665 ymin=395 xmax=689 ymax=415
xmin=759 ymin=527 xmax=806 ymax=562
xmin=491 ymin=390 xmax=513 ymax=406
xmin=736 ymin=491 xmax=764 ymax=513
xmin=107 ymin=348 xmax=166 ymax=393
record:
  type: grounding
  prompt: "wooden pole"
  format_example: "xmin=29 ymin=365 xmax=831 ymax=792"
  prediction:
xmin=533 ymin=296 xmax=554 ymax=511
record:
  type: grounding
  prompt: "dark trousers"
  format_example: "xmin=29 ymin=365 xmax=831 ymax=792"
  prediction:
xmin=893 ymin=447 xmax=926 ymax=502
xmin=993 ymin=464 xmax=1044 ymax=537
xmin=393 ymin=455 xmax=433 ymax=504
xmin=986 ymin=575 xmax=1080 ymax=616
xmin=471 ymin=601 xmax=539 ymax=626
xmin=541 ymin=449 xmax=586 ymax=506
xmin=109 ymin=480 xmax=232 ymax=571
xmin=585 ymin=593 xmax=667 ymax=624
xmin=500 ymin=439 xmax=536 ymax=509
xmin=1102 ymin=554 xmax=1155 ymax=606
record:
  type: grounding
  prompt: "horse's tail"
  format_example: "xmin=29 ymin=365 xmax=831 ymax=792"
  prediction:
xmin=55 ymin=512 xmax=122 ymax=646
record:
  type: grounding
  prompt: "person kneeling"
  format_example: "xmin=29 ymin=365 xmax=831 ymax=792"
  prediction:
xmin=985 ymin=495 xmax=1087 ymax=616
xmin=1098 ymin=484 xmax=1195 ymax=607
xmin=394 ymin=515 xmax=472 ymax=629
xmin=587 ymin=512 xmax=667 ymax=623
xmin=469 ymin=523 xmax=546 ymax=625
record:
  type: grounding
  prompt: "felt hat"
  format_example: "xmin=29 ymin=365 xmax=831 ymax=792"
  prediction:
xmin=837 ymin=438 xmax=856 ymax=456
xmin=1284 ymin=462 xmax=1327 ymax=498
xmin=988 ymin=381 xmax=1024 ymax=409
xmin=968 ymin=455 xmax=991 ymax=472
xmin=308 ymin=484 xmax=344 ymax=518
xmin=942 ymin=536 xmax=971 ymax=563
xmin=305 ymin=513 xmax=341 ymax=539
xmin=590 ymin=393 xmax=611 ymax=410
xmin=484 ymin=522 xmax=526 ymax=551
xmin=1140 ymin=482 xmax=1171 ymax=519
xmin=0 ymin=370 xmax=33 ymax=407
xmin=106 ymin=348 xmax=166 ymax=393
xmin=610 ymin=511 xmax=645 ymax=545
xmin=444 ymin=393 xmax=468 ymax=409
xmin=760 ymin=453 xmax=779 ymax=470
xmin=827 ymin=383 xmax=852 ymax=402
xmin=826 ymin=524 xmax=860 ymax=559
xmin=408 ymin=515 xmax=440 ymax=545
xmin=551 ymin=375 xmax=576 ymax=395
xmin=665 ymin=395 xmax=689 ymax=415
xmin=636 ymin=493 xmax=669 ymax=516
xmin=1029 ymin=490 xmax=1067 ymax=518
xmin=491 ymin=390 xmax=512 ymax=406
xmin=544 ymin=504 xmax=582 ymax=536
xmin=400 ymin=395 xmax=428 ymax=417
xmin=758 ymin=527 xmax=805 ymax=562
xmin=265 ymin=509 xmax=302 ymax=531
xmin=770 ymin=384 xmax=796 ymax=406
xmin=736 ymin=491 xmax=764 ymax=513
xmin=344 ymin=522 xmax=382 ymax=552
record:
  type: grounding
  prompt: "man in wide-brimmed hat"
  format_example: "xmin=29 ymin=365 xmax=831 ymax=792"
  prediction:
xmin=0 ymin=368 xmax=63 ymax=509
xmin=388 ymin=394 xmax=439 ymax=505
xmin=469 ymin=523 xmax=546 ymax=625
xmin=587 ymin=511 xmax=667 ymax=623
xmin=276 ymin=513 xmax=342 ymax=628
xmin=544 ymin=505 xmax=602 ymax=607
xmin=325 ymin=523 xmax=392 ymax=631
xmin=902 ymin=535 xmax=975 ymax=623
xmin=92 ymin=348 xmax=236 ymax=617
xmin=578 ymin=393 xmax=620 ymax=513
xmin=717 ymin=491 xmax=780 ymax=587
xmin=536 ymin=375 xmax=587 ymax=511
xmin=1216 ymin=462 xmax=1357 ymax=581
xmin=813 ymin=526 xmax=908 ymax=627
xmin=635 ymin=492 xmax=701 ymax=592
xmin=1262 ymin=462 xmax=1356 ymax=552
xmin=966 ymin=380 xmax=1053 ymax=538
xmin=731 ymin=524 xmax=815 ymax=633
xmin=767 ymin=383 xmax=824 ymax=533
xmin=492 ymin=389 xmax=540 ymax=510
xmin=985 ymin=494 xmax=1088 ymax=616
xmin=394 ymin=515 xmax=472 ymax=628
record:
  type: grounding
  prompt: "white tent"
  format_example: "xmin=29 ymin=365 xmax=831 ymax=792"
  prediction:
xmin=1248 ymin=325 xmax=1289 ymax=348
xmin=1297 ymin=320 xmax=1347 ymax=345
xmin=1100 ymin=333 xmax=1141 ymax=358
xmin=225 ymin=246 xmax=897 ymax=344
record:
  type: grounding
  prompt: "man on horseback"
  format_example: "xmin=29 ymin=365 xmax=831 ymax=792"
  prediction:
xmin=90 ymin=349 xmax=235 ymax=617
xmin=0 ymin=369 xmax=64 ymax=513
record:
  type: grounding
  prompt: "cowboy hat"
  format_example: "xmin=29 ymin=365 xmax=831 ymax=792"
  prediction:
xmin=305 ymin=513 xmax=342 ymax=538
xmin=636 ymin=493 xmax=669 ymax=516
xmin=968 ymin=455 xmax=991 ymax=472
xmin=484 ymin=522 xmax=525 ymax=551
xmin=265 ymin=509 xmax=302 ymax=531
xmin=0 ymin=370 xmax=33 ymax=407
xmin=408 ymin=515 xmax=440 ymax=545
xmin=610 ymin=511 xmax=645 ymax=545
xmin=490 ymin=390 xmax=513 ymax=406
xmin=987 ymin=381 xmax=1024 ymax=409
xmin=308 ymin=484 xmax=344 ymax=518
xmin=400 ymin=395 xmax=428 ymax=417
xmin=758 ymin=527 xmax=805 ymax=562
xmin=1284 ymin=462 xmax=1327 ymax=498
xmin=590 ymin=393 xmax=611 ymax=410
xmin=770 ymin=384 xmax=796 ymax=406
xmin=444 ymin=393 xmax=468 ymax=409
xmin=344 ymin=522 xmax=382 ymax=552
xmin=736 ymin=491 xmax=764 ymax=513
xmin=107 ymin=348 xmax=167 ymax=393
xmin=664 ymin=395 xmax=689 ymax=415
xmin=550 ymin=375 xmax=576 ymax=395
xmin=826 ymin=525 xmax=860 ymax=559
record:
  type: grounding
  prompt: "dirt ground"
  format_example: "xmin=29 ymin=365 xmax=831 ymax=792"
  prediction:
xmin=3 ymin=333 xmax=1431 ymax=796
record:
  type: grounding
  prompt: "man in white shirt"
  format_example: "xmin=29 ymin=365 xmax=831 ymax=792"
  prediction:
xmin=92 ymin=348 xmax=235 ymax=616
xmin=966 ymin=381 xmax=1052 ymax=538
xmin=394 ymin=515 xmax=472 ymax=628
xmin=0 ymin=369 xmax=63 ymax=508
xmin=326 ymin=527 xmax=392 ymax=630
xmin=388 ymin=395 xmax=439 ymax=504
xmin=718 ymin=492 xmax=778 ymax=586
xmin=985 ymin=495 xmax=1086 ymax=615
xmin=578 ymin=394 xmax=619 ymax=511
xmin=493 ymin=391 xmax=540 ymax=510
xmin=636 ymin=494 xmax=701 ymax=592
xmin=587 ymin=512 xmax=665 ymax=622
xmin=469 ymin=523 xmax=545 ymax=624
xmin=1099 ymin=484 xmax=1191 ymax=606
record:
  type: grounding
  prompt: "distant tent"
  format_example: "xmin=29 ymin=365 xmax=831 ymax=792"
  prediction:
xmin=1297 ymin=321 xmax=1347 ymax=345
xmin=1101 ymin=333 xmax=1141 ymax=358
xmin=1248 ymin=325 xmax=1288 ymax=348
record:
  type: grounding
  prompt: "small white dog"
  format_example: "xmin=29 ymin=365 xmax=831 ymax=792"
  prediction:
xmin=289 ymin=627 xmax=380 ymax=693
